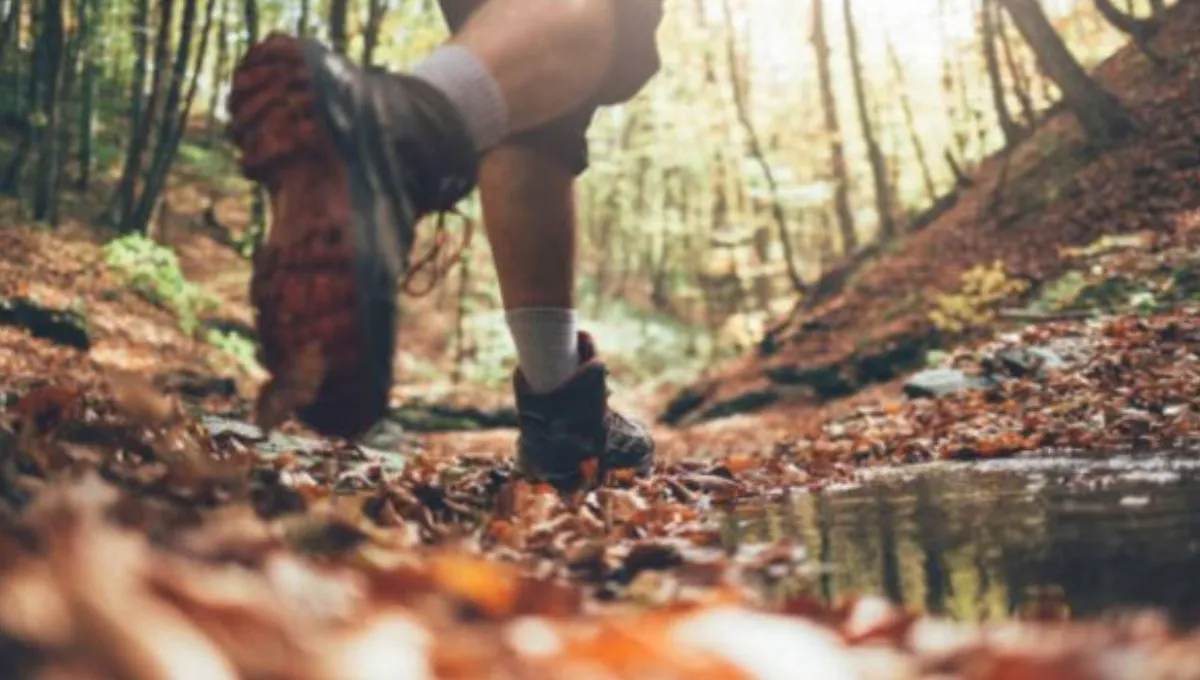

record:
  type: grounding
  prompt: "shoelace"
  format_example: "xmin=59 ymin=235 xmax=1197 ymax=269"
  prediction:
xmin=400 ymin=208 xmax=475 ymax=297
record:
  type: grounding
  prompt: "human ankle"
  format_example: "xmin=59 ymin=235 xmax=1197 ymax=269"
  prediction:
xmin=506 ymin=308 xmax=580 ymax=394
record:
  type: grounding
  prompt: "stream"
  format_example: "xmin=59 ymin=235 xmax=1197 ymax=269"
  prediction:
xmin=733 ymin=452 xmax=1200 ymax=627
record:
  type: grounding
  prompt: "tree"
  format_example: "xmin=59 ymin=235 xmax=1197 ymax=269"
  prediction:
xmin=128 ymin=0 xmax=219 ymax=233
xmin=31 ymin=0 xmax=66 ymax=223
xmin=998 ymin=0 xmax=1139 ymax=147
xmin=718 ymin=0 xmax=805 ymax=294
xmin=885 ymin=32 xmax=938 ymax=205
xmin=843 ymin=0 xmax=895 ymax=241
xmin=329 ymin=0 xmax=348 ymax=55
xmin=362 ymin=0 xmax=387 ymax=66
xmin=0 ymin=0 xmax=21 ymax=67
xmin=982 ymin=0 xmax=1024 ymax=147
xmin=1091 ymin=0 xmax=1165 ymax=68
xmin=811 ymin=0 xmax=857 ymax=254
xmin=76 ymin=0 xmax=100 ymax=190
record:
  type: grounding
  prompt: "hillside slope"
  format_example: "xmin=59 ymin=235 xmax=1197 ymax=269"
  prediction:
xmin=662 ymin=2 xmax=1200 ymax=427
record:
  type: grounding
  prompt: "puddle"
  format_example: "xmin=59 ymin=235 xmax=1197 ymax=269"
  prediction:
xmin=733 ymin=452 xmax=1200 ymax=627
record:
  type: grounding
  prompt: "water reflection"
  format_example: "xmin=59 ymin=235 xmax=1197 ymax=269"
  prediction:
xmin=734 ymin=454 xmax=1200 ymax=627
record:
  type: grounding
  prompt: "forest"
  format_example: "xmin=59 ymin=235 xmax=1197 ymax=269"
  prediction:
xmin=1 ymin=0 xmax=1200 ymax=676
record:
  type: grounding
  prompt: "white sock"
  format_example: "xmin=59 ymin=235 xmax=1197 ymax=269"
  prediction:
xmin=505 ymin=307 xmax=580 ymax=394
xmin=411 ymin=45 xmax=509 ymax=152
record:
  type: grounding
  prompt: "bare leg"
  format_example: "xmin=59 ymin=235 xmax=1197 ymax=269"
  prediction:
xmin=478 ymin=145 xmax=575 ymax=310
xmin=449 ymin=0 xmax=616 ymax=135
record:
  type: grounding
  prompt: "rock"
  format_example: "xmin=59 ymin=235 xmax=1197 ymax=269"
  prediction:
xmin=902 ymin=369 xmax=995 ymax=399
xmin=0 ymin=297 xmax=90 ymax=350
xmin=990 ymin=346 xmax=1067 ymax=379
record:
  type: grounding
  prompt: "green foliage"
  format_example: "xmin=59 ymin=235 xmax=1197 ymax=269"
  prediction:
xmin=929 ymin=261 xmax=1029 ymax=334
xmin=205 ymin=328 xmax=260 ymax=372
xmin=102 ymin=234 xmax=218 ymax=334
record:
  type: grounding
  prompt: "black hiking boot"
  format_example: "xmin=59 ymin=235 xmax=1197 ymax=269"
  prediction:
xmin=513 ymin=332 xmax=656 ymax=493
xmin=227 ymin=33 xmax=478 ymax=439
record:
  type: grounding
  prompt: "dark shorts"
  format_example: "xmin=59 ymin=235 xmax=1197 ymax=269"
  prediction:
xmin=437 ymin=0 xmax=664 ymax=175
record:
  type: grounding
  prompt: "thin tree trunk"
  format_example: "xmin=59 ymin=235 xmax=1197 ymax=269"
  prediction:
xmin=844 ymin=0 xmax=895 ymax=241
xmin=243 ymin=0 xmax=265 ymax=248
xmin=128 ymin=0 xmax=216 ymax=233
xmin=885 ymin=32 xmax=938 ymax=204
xmin=76 ymin=0 xmax=99 ymax=190
xmin=999 ymin=0 xmax=1139 ymax=146
xmin=296 ymin=0 xmax=309 ymax=37
xmin=0 ymin=0 xmax=36 ymax=195
xmin=31 ymin=0 xmax=65 ymax=223
xmin=811 ymin=0 xmax=857 ymax=254
xmin=361 ymin=0 xmax=385 ymax=66
xmin=1092 ymin=0 xmax=1165 ymax=68
xmin=328 ymin=0 xmax=348 ymax=55
xmin=997 ymin=7 xmax=1037 ymax=126
xmin=718 ymin=0 xmax=805 ymax=294
xmin=110 ymin=0 xmax=173 ymax=226
xmin=206 ymin=0 xmax=228 ymax=141
xmin=0 ymin=0 xmax=21 ymax=67
xmin=982 ymin=0 xmax=1023 ymax=147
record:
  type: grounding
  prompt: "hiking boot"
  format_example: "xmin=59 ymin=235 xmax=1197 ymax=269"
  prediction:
xmin=226 ymin=33 xmax=478 ymax=439
xmin=513 ymin=332 xmax=655 ymax=492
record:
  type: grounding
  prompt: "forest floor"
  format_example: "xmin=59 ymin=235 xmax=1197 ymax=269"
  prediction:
xmin=4 ymin=8 xmax=1200 ymax=680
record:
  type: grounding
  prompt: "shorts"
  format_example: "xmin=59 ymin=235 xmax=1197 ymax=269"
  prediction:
xmin=437 ymin=0 xmax=664 ymax=175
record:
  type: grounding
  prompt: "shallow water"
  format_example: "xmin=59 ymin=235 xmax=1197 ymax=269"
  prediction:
xmin=733 ymin=453 xmax=1200 ymax=627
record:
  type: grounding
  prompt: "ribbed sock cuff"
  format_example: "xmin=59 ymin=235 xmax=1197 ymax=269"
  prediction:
xmin=506 ymin=307 xmax=580 ymax=394
xmin=411 ymin=45 xmax=509 ymax=152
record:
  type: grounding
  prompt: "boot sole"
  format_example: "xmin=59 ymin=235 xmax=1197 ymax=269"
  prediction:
xmin=228 ymin=34 xmax=396 ymax=438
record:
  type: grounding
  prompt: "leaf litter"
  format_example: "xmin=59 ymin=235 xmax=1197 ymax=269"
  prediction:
xmin=3 ymin=309 xmax=1200 ymax=678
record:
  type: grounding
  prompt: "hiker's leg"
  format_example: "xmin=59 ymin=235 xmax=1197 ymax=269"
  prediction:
xmin=479 ymin=145 xmax=580 ymax=392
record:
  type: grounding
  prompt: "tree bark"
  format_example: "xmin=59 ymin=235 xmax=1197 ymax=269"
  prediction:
xmin=844 ymin=0 xmax=895 ymax=241
xmin=129 ymin=0 xmax=217 ymax=234
xmin=997 ymin=7 xmax=1037 ymax=126
xmin=999 ymin=0 xmax=1139 ymax=147
xmin=0 ymin=0 xmax=39 ymax=196
xmin=328 ymin=0 xmax=348 ymax=55
xmin=76 ymin=0 xmax=99 ymax=190
xmin=1092 ymin=0 xmax=1165 ymax=68
xmin=207 ymin=0 xmax=228 ymax=141
xmin=296 ymin=0 xmax=309 ymax=37
xmin=110 ymin=0 xmax=173 ymax=226
xmin=982 ymin=0 xmax=1023 ymax=147
xmin=31 ymin=0 xmax=65 ymax=223
xmin=718 ymin=0 xmax=805 ymax=294
xmin=0 ymin=0 xmax=21 ymax=67
xmin=811 ymin=0 xmax=857 ymax=254
xmin=361 ymin=0 xmax=386 ymax=66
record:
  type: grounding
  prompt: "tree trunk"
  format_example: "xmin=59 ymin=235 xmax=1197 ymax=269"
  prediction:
xmin=110 ymin=0 xmax=172 ymax=226
xmin=718 ymin=0 xmax=805 ymax=294
xmin=997 ymin=7 xmax=1037 ymax=126
xmin=811 ymin=0 xmax=857 ymax=254
xmin=885 ymin=33 xmax=938 ymax=204
xmin=1092 ymin=0 xmax=1165 ymax=68
xmin=243 ymin=0 xmax=265 ymax=248
xmin=128 ymin=0 xmax=217 ymax=234
xmin=31 ymin=0 xmax=64 ymax=223
xmin=296 ymin=0 xmax=309 ymax=37
xmin=999 ymin=0 xmax=1139 ymax=147
xmin=361 ymin=0 xmax=385 ymax=66
xmin=0 ymin=0 xmax=21 ymax=67
xmin=982 ymin=0 xmax=1023 ymax=147
xmin=76 ymin=0 xmax=99 ymax=190
xmin=328 ymin=0 xmax=348 ymax=55
xmin=0 ymin=0 xmax=39 ymax=196
xmin=844 ymin=0 xmax=895 ymax=241
xmin=206 ymin=0 xmax=228 ymax=141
